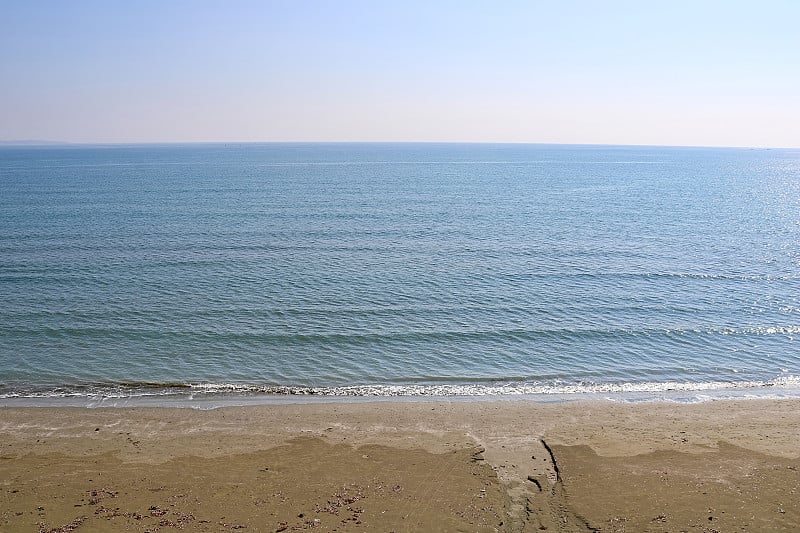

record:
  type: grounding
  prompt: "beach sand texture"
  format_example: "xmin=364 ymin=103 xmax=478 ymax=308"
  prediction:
xmin=1 ymin=399 xmax=799 ymax=532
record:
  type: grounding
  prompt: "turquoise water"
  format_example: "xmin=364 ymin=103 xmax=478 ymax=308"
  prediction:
xmin=1 ymin=143 xmax=799 ymax=401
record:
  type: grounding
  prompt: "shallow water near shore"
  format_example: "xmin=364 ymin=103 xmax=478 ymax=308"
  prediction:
xmin=1 ymin=143 xmax=799 ymax=403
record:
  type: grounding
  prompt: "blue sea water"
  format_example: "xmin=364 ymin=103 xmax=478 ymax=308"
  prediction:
xmin=1 ymin=143 xmax=799 ymax=404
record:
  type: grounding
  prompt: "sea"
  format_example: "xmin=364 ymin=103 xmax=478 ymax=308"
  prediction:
xmin=1 ymin=143 xmax=799 ymax=407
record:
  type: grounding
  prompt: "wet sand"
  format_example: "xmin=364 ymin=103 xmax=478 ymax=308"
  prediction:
xmin=1 ymin=398 xmax=799 ymax=532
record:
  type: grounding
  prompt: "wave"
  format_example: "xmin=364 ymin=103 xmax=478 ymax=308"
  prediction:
xmin=4 ymin=323 xmax=799 ymax=343
xmin=2 ymin=375 xmax=799 ymax=403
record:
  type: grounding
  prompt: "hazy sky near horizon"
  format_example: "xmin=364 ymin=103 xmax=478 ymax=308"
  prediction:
xmin=1 ymin=1 xmax=798 ymax=147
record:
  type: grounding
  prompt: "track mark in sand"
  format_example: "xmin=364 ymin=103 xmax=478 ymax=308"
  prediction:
xmin=527 ymin=438 xmax=559 ymax=490
xmin=524 ymin=439 xmax=598 ymax=533
xmin=526 ymin=475 xmax=542 ymax=491
xmin=541 ymin=438 xmax=560 ymax=482
xmin=467 ymin=435 xmax=593 ymax=531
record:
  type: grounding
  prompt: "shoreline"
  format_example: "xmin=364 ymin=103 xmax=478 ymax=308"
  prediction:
xmin=2 ymin=378 xmax=800 ymax=409
xmin=2 ymin=398 xmax=799 ymax=531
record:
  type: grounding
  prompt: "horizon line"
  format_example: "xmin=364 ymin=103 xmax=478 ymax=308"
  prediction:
xmin=0 ymin=140 xmax=796 ymax=150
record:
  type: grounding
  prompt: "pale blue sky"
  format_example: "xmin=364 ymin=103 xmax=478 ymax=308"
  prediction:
xmin=1 ymin=1 xmax=798 ymax=147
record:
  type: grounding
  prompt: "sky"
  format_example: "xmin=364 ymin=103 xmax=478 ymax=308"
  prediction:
xmin=1 ymin=0 xmax=798 ymax=147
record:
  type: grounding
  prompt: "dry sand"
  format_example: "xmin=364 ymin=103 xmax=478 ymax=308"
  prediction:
xmin=1 ymin=398 xmax=799 ymax=532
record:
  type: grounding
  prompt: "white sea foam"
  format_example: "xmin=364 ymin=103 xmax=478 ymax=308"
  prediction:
xmin=221 ymin=376 xmax=800 ymax=398
xmin=3 ymin=376 xmax=800 ymax=406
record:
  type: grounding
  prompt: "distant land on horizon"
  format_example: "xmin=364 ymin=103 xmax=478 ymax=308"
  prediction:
xmin=0 ymin=140 xmax=72 ymax=146
xmin=0 ymin=140 xmax=793 ymax=150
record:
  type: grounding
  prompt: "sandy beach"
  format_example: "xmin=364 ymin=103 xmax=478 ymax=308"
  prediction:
xmin=1 ymin=398 xmax=799 ymax=532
